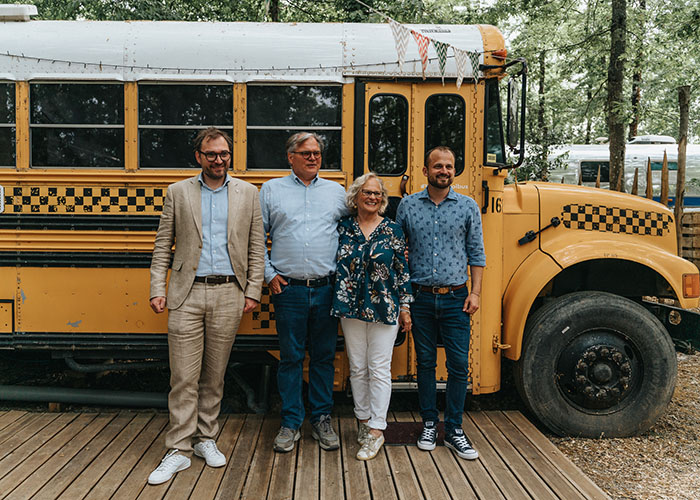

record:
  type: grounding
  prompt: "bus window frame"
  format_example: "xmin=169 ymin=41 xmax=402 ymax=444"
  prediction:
xmin=483 ymin=78 xmax=507 ymax=168
xmin=245 ymin=83 xmax=343 ymax=171
xmin=137 ymin=81 xmax=234 ymax=170
xmin=367 ymin=92 xmax=410 ymax=177
xmin=0 ymin=81 xmax=15 ymax=168
xmin=28 ymin=80 xmax=125 ymax=169
xmin=423 ymin=92 xmax=466 ymax=176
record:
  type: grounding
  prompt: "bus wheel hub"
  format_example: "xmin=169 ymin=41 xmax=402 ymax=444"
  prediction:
xmin=572 ymin=345 xmax=632 ymax=407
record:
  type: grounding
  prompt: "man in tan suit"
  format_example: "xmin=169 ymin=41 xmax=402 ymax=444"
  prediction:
xmin=148 ymin=127 xmax=265 ymax=485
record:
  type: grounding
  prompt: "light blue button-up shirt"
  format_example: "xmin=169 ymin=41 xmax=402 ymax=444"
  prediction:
xmin=196 ymin=173 xmax=235 ymax=277
xmin=396 ymin=187 xmax=486 ymax=287
xmin=260 ymin=173 xmax=347 ymax=283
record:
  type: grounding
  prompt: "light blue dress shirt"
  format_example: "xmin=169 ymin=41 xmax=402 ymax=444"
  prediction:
xmin=195 ymin=173 xmax=235 ymax=277
xmin=395 ymin=187 xmax=486 ymax=287
xmin=260 ymin=172 xmax=347 ymax=283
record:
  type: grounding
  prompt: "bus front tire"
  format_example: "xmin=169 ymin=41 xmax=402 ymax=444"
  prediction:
xmin=514 ymin=291 xmax=676 ymax=438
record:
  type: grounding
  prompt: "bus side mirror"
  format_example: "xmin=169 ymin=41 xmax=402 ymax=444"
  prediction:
xmin=506 ymin=79 xmax=520 ymax=150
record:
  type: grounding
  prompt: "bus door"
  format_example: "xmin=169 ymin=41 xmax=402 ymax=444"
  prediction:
xmin=362 ymin=81 xmax=483 ymax=389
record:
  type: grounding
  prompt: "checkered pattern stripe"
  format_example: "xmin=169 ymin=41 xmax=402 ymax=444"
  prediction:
xmin=4 ymin=186 xmax=165 ymax=214
xmin=561 ymin=204 xmax=672 ymax=236
xmin=251 ymin=286 xmax=275 ymax=330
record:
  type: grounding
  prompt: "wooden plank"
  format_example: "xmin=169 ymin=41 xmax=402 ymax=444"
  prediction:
xmin=366 ymin=447 xmax=398 ymax=500
xmin=0 ymin=413 xmax=96 ymax=498
xmin=339 ymin=416 xmax=371 ymax=500
xmin=470 ymin=411 xmax=557 ymax=500
xmin=190 ymin=415 xmax=245 ymax=500
xmin=6 ymin=413 xmax=115 ymax=500
xmin=153 ymin=416 xmax=229 ymax=500
xmin=240 ymin=415 xmax=278 ymax=499
xmin=384 ymin=412 xmax=422 ymax=500
xmin=430 ymin=445 xmax=478 ymax=499
xmin=0 ymin=412 xmax=63 ymax=461
xmin=268 ymin=421 xmax=299 ymax=500
xmin=0 ymin=411 xmax=26 ymax=433
xmin=294 ymin=420 xmax=320 ymax=500
xmin=214 ymin=414 xmax=263 ymax=500
xmin=58 ymin=413 xmax=153 ymax=500
xmin=486 ymin=411 xmax=587 ymax=500
xmin=31 ymin=413 xmax=134 ymax=500
xmin=504 ymin=411 xmax=611 ymax=500
xmin=107 ymin=415 xmax=171 ymax=500
xmin=319 ymin=417 xmax=343 ymax=500
xmin=682 ymin=226 xmax=700 ymax=235
xmin=462 ymin=412 xmax=530 ymax=499
xmin=84 ymin=414 xmax=168 ymax=500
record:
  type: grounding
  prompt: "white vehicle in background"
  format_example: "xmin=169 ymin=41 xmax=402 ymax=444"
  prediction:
xmin=548 ymin=138 xmax=700 ymax=205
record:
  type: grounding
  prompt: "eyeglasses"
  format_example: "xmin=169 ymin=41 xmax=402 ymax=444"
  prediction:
xmin=199 ymin=150 xmax=231 ymax=161
xmin=291 ymin=150 xmax=322 ymax=160
xmin=361 ymin=189 xmax=382 ymax=198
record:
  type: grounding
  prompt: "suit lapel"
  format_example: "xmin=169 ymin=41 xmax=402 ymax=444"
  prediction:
xmin=186 ymin=177 xmax=203 ymax=240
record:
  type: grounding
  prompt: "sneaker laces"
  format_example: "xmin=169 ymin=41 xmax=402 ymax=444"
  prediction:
xmin=420 ymin=424 xmax=437 ymax=441
xmin=155 ymin=450 xmax=182 ymax=472
xmin=317 ymin=415 xmax=333 ymax=433
xmin=279 ymin=427 xmax=296 ymax=439
xmin=450 ymin=431 xmax=470 ymax=449
xmin=198 ymin=440 xmax=217 ymax=454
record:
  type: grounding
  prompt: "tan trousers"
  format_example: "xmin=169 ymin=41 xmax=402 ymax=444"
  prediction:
xmin=165 ymin=281 xmax=244 ymax=451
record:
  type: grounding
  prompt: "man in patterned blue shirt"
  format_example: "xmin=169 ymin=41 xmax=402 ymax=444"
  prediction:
xmin=395 ymin=145 xmax=485 ymax=461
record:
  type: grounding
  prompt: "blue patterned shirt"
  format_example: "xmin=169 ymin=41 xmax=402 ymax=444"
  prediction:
xmin=331 ymin=216 xmax=413 ymax=325
xmin=395 ymin=188 xmax=486 ymax=287
xmin=196 ymin=173 xmax=235 ymax=277
xmin=260 ymin=173 xmax=347 ymax=283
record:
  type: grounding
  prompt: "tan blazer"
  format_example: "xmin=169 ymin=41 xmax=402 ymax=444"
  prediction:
xmin=150 ymin=176 xmax=265 ymax=310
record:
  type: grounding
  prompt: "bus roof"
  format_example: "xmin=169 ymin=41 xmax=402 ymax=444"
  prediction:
xmin=0 ymin=20 xmax=502 ymax=83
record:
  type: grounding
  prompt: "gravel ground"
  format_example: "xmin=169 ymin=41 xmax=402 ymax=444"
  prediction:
xmin=551 ymin=352 xmax=700 ymax=500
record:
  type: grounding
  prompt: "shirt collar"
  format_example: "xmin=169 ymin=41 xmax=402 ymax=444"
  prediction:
xmin=418 ymin=187 xmax=458 ymax=201
xmin=289 ymin=171 xmax=319 ymax=186
xmin=197 ymin=172 xmax=232 ymax=191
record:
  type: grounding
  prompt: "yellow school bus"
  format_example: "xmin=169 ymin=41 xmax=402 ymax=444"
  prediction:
xmin=1 ymin=7 xmax=698 ymax=437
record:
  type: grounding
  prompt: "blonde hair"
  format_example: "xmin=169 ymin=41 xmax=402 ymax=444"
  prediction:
xmin=346 ymin=172 xmax=389 ymax=215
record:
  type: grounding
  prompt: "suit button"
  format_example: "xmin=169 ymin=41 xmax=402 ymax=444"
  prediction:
xmin=193 ymin=267 xmax=197 ymax=271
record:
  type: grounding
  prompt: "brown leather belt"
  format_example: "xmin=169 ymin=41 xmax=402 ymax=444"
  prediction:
xmin=194 ymin=275 xmax=236 ymax=285
xmin=416 ymin=283 xmax=467 ymax=295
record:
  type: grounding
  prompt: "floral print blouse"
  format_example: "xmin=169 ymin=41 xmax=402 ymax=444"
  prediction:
xmin=331 ymin=215 xmax=413 ymax=325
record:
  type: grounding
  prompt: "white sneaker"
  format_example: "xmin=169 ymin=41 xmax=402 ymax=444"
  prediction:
xmin=193 ymin=439 xmax=227 ymax=467
xmin=148 ymin=449 xmax=191 ymax=485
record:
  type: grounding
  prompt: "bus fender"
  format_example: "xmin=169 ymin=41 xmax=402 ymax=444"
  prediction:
xmin=502 ymin=250 xmax=561 ymax=361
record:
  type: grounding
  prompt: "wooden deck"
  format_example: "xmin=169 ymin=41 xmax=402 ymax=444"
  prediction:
xmin=0 ymin=409 xmax=609 ymax=499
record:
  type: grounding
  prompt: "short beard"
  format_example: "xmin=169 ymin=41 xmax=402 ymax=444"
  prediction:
xmin=428 ymin=175 xmax=452 ymax=189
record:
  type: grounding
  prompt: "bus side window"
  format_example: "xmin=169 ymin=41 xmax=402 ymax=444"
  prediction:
xmin=581 ymin=161 xmax=610 ymax=182
xmin=246 ymin=85 xmax=342 ymax=170
xmin=139 ymin=84 xmax=233 ymax=168
xmin=425 ymin=94 xmax=465 ymax=175
xmin=30 ymin=83 xmax=124 ymax=168
xmin=0 ymin=82 xmax=14 ymax=167
xmin=368 ymin=94 xmax=408 ymax=176
xmin=484 ymin=79 xmax=505 ymax=166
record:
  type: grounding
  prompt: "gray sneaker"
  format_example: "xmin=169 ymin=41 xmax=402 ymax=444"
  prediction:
xmin=357 ymin=422 xmax=370 ymax=445
xmin=311 ymin=415 xmax=340 ymax=450
xmin=273 ymin=426 xmax=301 ymax=453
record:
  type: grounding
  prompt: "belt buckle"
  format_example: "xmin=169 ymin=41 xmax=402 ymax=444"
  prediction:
xmin=306 ymin=279 xmax=313 ymax=287
xmin=432 ymin=286 xmax=449 ymax=294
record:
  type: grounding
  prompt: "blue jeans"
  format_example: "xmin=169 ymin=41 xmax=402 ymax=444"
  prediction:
xmin=271 ymin=283 xmax=338 ymax=430
xmin=411 ymin=286 xmax=471 ymax=433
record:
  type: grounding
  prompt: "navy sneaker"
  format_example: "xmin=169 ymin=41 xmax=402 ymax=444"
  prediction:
xmin=417 ymin=421 xmax=437 ymax=451
xmin=445 ymin=428 xmax=478 ymax=460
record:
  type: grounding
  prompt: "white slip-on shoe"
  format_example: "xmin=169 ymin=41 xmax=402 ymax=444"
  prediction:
xmin=193 ymin=439 xmax=227 ymax=467
xmin=148 ymin=449 xmax=191 ymax=485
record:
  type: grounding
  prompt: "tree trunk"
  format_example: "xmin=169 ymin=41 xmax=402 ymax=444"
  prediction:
xmin=608 ymin=0 xmax=627 ymax=192
xmin=675 ymin=86 xmax=691 ymax=256
xmin=628 ymin=0 xmax=645 ymax=141
xmin=269 ymin=0 xmax=279 ymax=22
xmin=585 ymin=88 xmax=592 ymax=144
xmin=538 ymin=51 xmax=547 ymax=143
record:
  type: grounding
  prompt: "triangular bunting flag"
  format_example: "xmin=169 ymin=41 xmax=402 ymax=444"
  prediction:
xmin=411 ymin=30 xmax=430 ymax=78
xmin=389 ymin=20 xmax=410 ymax=69
xmin=432 ymin=40 xmax=449 ymax=85
xmin=469 ymin=50 xmax=481 ymax=83
xmin=453 ymin=47 xmax=469 ymax=89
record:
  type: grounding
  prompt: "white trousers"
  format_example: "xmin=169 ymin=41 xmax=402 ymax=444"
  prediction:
xmin=341 ymin=318 xmax=398 ymax=430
